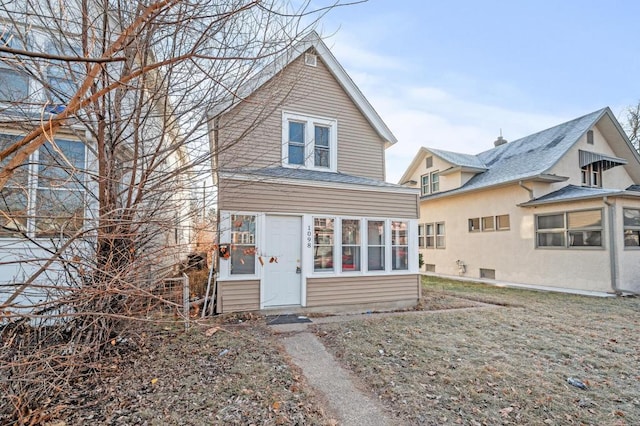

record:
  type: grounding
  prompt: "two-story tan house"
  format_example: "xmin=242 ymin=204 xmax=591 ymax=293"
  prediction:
xmin=400 ymin=107 xmax=640 ymax=295
xmin=210 ymin=32 xmax=421 ymax=313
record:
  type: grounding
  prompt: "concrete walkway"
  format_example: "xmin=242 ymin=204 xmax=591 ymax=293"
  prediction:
xmin=274 ymin=305 xmax=503 ymax=425
xmin=282 ymin=332 xmax=398 ymax=426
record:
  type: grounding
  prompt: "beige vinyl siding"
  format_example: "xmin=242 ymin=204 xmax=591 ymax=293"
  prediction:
xmin=217 ymin=280 xmax=260 ymax=313
xmin=220 ymin=179 xmax=418 ymax=218
xmin=307 ymin=274 xmax=420 ymax=307
xmin=215 ymin=50 xmax=386 ymax=180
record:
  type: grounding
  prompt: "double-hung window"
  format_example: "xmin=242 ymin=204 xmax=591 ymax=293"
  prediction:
xmin=436 ymin=222 xmax=445 ymax=248
xmin=623 ymin=208 xmax=640 ymax=247
xmin=0 ymin=30 xmax=28 ymax=102
xmin=391 ymin=221 xmax=408 ymax=270
xmin=367 ymin=220 xmax=385 ymax=271
xmin=46 ymin=42 xmax=83 ymax=106
xmin=421 ymin=174 xmax=429 ymax=195
xmin=314 ymin=217 xmax=335 ymax=272
xmin=418 ymin=224 xmax=425 ymax=248
xmin=341 ymin=219 xmax=360 ymax=271
xmin=425 ymin=223 xmax=435 ymax=248
xmin=431 ymin=172 xmax=440 ymax=193
xmin=230 ymin=214 xmax=256 ymax=274
xmin=0 ymin=134 xmax=86 ymax=238
xmin=283 ymin=112 xmax=337 ymax=171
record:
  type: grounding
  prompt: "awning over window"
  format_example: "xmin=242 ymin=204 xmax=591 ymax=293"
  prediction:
xmin=579 ymin=150 xmax=627 ymax=170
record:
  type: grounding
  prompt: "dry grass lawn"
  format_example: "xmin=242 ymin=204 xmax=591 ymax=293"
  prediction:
xmin=316 ymin=277 xmax=640 ymax=425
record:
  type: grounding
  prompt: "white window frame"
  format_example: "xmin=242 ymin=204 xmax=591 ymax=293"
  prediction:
xmin=435 ymin=222 xmax=445 ymax=248
xmin=431 ymin=171 xmax=440 ymax=193
xmin=420 ymin=174 xmax=430 ymax=196
xmin=282 ymin=111 xmax=337 ymax=172
xmin=0 ymin=133 xmax=87 ymax=239
xmin=218 ymin=211 xmax=262 ymax=280
xmin=0 ymin=30 xmax=29 ymax=102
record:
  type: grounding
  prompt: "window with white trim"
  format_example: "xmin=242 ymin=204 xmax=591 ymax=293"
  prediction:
xmin=623 ymin=208 xmax=640 ymax=248
xmin=282 ymin=112 xmax=337 ymax=171
xmin=367 ymin=220 xmax=385 ymax=271
xmin=431 ymin=172 xmax=440 ymax=193
xmin=341 ymin=219 xmax=360 ymax=271
xmin=418 ymin=224 xmax=425 ymax=248
xmin=436 ymin=222 xmax=445 ymax=248
xmin=391 ymin=221 xmax=408 ymax=270
xmin=230 ymin=214 xmax=256 ymax=275
xmin=421 ymin=174 xmax=429 ymax=196
xmin=425 ymin=223 xmax=434 ymax=248
xmin=536 ymin=209 xmax=602 ymax=248
xmin=314 ymin=217 xmax=334 ymax=272
xmin=0 ymin=134 xmax=86 ymax=238
xmin=46 ymin=41 xmax=84 ymax=106
xmin=0 ymin=30 xmax=28 ymax=102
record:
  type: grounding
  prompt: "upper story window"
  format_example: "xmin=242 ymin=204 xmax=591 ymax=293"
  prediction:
xmin=421 ymin=171 xmax=440 ymax=196
xmin=581 ymin=162 xmax=601 ymax=188
xmin=46 ymin=41 xmax=83 ymax=106
xmin=282 ymin=112 xmax=337 ymax=172
xmin=426 ymin=156 xmax=433 ymax=168
xmin=431 ymin=172 xmax=440 ymax=193
xmin=421 ymin=174 xmax=429 ymax=196
xmin=0 ymin=133 xmax=87 ymax=238
xmin=0 ymin=30 xmax=28 ymax=102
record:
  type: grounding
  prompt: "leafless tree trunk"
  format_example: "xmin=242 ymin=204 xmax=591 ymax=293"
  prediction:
xmin=0 ymin=0 xmax=353 ymax=422
xmin=624 ymin=101 xmax=640 ymax=152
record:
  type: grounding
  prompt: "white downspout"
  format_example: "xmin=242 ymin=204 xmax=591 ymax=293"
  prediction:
xmin=603 ymin=197 xmax=619 ymax=294
xmin=518 ymin=180 xmax=534 ymax=200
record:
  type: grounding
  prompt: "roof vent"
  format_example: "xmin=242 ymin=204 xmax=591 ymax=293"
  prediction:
xmin=304 ymin=53 xmax=317 ymax=67
xmin=494 ymin=133 xmax=508 ymax=147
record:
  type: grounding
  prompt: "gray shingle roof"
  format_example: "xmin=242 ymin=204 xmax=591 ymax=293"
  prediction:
xmin=422 ymin=108 xmax=609 ymax=199
xmin=519 ymin=184 xmax=623 ymax=206
xmin=429 ymin=148 xmax=487 ymax=169
xmin=220 ymin=167 xmax=410 ymax=189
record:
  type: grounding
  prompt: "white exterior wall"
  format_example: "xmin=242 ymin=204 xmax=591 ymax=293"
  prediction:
xmin=419 ymin=186 xmax=616 ymax=293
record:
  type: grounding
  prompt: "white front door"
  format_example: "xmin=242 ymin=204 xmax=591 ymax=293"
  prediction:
xmin=264 ymin=215 xmax=302 ymax=307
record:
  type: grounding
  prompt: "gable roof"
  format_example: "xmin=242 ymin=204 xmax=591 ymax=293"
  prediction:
xmin=415 ymin=107 xmax=640 ymax=199
xmin=209 ymin=31 xmax=397 ymax=147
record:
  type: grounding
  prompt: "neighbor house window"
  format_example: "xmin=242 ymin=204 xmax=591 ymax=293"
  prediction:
xmin=496 ymin=214 xmax=510 ymax=230
xmin=314 ymin=217 xmax=334 ymax=272
xmin=468 ymin=217 xmax=480 ymax=232
xmin=581 ymin=163 xmax=601 ymax=187
xmin=421 ymin=174 xmax=429 ymax=195
xmin=0 ymin=134 xmax=86 ymax=238
xmin=418 ymin=224 xmax=425 ymax=248
xmin=536 ymin=209 xmax=602 ymax=248
xmin=0 ymin=31 xmax=28 ymax=102
xmin=367 ymin=220 xmax=385 ymax=271
xmin=426 ymin=156 xmax=433 ymax=168
xmin=431 ymin=172 xmax=440 ymax=193
xmin=623 ymin=208 xmax=640 ymax=247
xmin=341 ymin=219 xmax=360 ymax=272
xmin=482 ymin=216 xmax=495 ymax=231
xmin=230 ymin=214 xmax=256 ymax=275
xmin=425 ymin=223 xmax=434 ymax=248
xmin=46 ymin=42 xmax=83 ymax=106
xmin=436 ymin=222 xmax=445 ymax=248
xmin=391 ymin=221 xmax=408 ymax=270
xmin=283 ymin=112 xmax=337 ymax=171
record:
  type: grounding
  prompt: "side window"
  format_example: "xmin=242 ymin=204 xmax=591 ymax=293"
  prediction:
xmin=436 ymin=222 xmax=445 ymax=248
xmin=314 ymin=217 xmax=334 ymax=272
xmin=391 ymin=221 xmax=408 ymax=270
xmin=288 ymin=121 xmax=305 ymax=165
xmin=425 ymin=223 xmax=434 ymax=248
xmin=536 ymin=213 xmax=565 ymax=247
xmin=624 ymin=208 xmax=640 ymax=247
xmin=230 ymin=215 xmax=256 ymax=275
xmin=0 ymin=30 xmax=28 ymax=102
xmin=431 ymin=172 xmax=440 ymax=193
xmin=421 ymin=174 xmax=429 ymax=196
xmin=341 ymin=219 xmax=360 ymax=271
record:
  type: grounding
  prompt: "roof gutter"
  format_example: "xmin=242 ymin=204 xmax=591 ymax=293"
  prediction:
xmin=603 ymin=196 xmax=619 ymax=294
xmin=518 ymin=180 xmax=534 ymax=200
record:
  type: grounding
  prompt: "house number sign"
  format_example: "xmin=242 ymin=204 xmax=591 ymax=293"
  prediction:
xmin=306 ymin=225 xmax=313 ymax=248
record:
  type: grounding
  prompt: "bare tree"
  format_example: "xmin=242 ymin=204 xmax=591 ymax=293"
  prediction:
xmin=624 ymin=101 xmax=640 ymax=152
xmin=0 ymin=0 xmax=355 ymax=421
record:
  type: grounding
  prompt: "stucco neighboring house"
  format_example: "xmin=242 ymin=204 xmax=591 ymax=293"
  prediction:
xmin=400 ymin=107 xmax=640 ymax=296
xmin=209 ymin=31 xmax=420 ymax=313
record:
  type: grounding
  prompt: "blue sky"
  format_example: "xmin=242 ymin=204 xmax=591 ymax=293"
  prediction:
xmin=313 ymin=0 xmax=640 ymax=182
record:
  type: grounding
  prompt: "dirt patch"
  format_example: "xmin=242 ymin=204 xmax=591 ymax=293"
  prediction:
xmin=316 ymin=277 xmax=640 ymax=425
xmin=55 ymin=320 xmax=331 ymax=425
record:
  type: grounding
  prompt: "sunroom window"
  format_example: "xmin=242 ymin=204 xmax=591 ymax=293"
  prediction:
xmin=367 ymin=220 xmax=385 ymax=271
xmin=314 ymin=217 xmax=334 ymax=272
xmin=341 ymin=219 xmax=360 ymax=271
xmin=391 ymin=221 xmax=408 ymax=270
xmin=536 ymin=209 xmax=602 ymax=248
xmin=623 ymin=208 xmax=640 ymax=247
